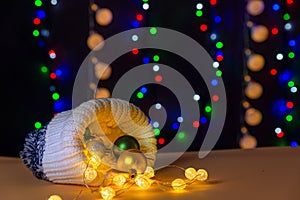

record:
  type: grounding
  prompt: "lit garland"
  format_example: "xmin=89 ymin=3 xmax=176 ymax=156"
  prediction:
xmin=195 ymin=1 xmax=222 ymax=130
xmin=274 ymin=0 xmax=299 ymax=147
xmin=79 ymin=151 xmax=209 ymax=200
xmin=32 ymin=0 xmax=62 ymax=129
xmin=239 ymin=0 xmax=265 ymax=149
xmin=241 ymin=0 xmax=299 ymax=148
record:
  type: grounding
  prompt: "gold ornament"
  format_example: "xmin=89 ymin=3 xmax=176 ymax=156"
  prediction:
xmin=239 ymin=134 xmax=257 ymax=149
xmin=94 ymin=87 xmax=111 ymax=98
xmin=247 ymin=54 xmax=265 ymax=72
xmin=245 ymin=107 xmax=263 ymax=126
xmin=94 ymin=62 xmax=112 ymax=80
xmin=251 ymin=25 xmax=269 ymax=43
xmin=87 ymin=32 xmax=104 ymax=50
xmin=246 ymin=0 xmax=265 ymax=16
xmin=245 ymin=81 xmax=263 ymax=99
xmin=96 ymin=8 xmax=113 ymax=26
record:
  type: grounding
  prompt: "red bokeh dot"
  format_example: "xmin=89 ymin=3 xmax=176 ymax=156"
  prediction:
xmin=276 ymin=131 xmax=284 ymax=138
xmin=136 ymin=14 xmax=143 ymax=21
xmin=270 ymin=69 xmax=277 ymax=76
xmin=212 ymin=95 xmax=219 ymax=102
xmin=50 ymin=72 xmax=57 ymax=79
xmin=210 ymin=0 xmax=217 ymax=5
xmin=33 ymin=18 xmax=41 ymax=25
xmin=200 ymin=24 xmax=208 ymax=32
xmin=271 ymin=28 xmax=278 ymax=35
xmin=132 ymin=48 xmax=139 ymax=55
xmin=48 ymin=50 xmax=55 ymax=55
xmin=286 ymin=101 xmax=294 ymax=109
xmin=216 ymin=55 xmax=223 ymax=61
xmin=193 ymin=121 xmax=200 ymax=128
xmin=287 ymin=0 xmax=293 ymax=4
xmin=158 ymin=138 xmax=165 ymax=145
xmin=155 ymin=75 xmax=163 ymax=82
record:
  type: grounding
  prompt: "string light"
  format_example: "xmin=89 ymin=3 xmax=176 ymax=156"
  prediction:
xmin=48 ymin=195 xmax=62 ymax=200
xmin=113 ymin=174 xmax=127 ymax=187
xmin=100 ymin=187 xmax=115 ymax=200
xmin=171 ymin=178 xmax=186 ymax=191
xmin=76 ymin=142 xmax=210 ymax=200
xmin=185 ymin=167 xmax=197 ymax=180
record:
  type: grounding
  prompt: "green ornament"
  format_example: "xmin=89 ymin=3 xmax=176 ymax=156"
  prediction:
xmin=113 ymin=135 xmax=140 ymax=158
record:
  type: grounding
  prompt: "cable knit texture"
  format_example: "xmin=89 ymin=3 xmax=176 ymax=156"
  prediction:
xmin=22 ymin=98 xmax=157 ymax=186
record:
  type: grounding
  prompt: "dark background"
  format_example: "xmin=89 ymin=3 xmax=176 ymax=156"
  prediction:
xmin=1 ymin=0 xmax=299 ymax=157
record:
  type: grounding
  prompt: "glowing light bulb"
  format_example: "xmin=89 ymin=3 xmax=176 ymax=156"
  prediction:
xmin=196 ymin=3 xmax=203 ymax=10
xmin=131 ymin=34 xmax=138 ymax=41
xmin=213 ymin=61 xmax=219 ymax=68
xmin=113 ymin=174 xmax=127 ymax=187
xmin=193 ymin=94 xmax=200 ymax=101
xmin=171 ymin=178 xmax=186 ymax=191
xmin=100 ymin=187 xmax=115 ymax=200
xmin=275 ymin=127 xmax=282 ymax=134
xmin=135 ymin=175 xmax=152 ymax=189
xmin=276 ymin=53 xmax=283 ymax=60
xmin=48 ymin=195 xmax=62 ymax=200
xmin=177 ymin=117 xmax=184 ymax=123
xmin=144 ymin=166 xmax=155 ymax=178
xmin=290 ymin=86 xmax=297 ymax=93
xmin=153 ymin=64 xmax=160 ymax=71
xmin=84 ymin=167 xmax=98 ymax=182
xmin=155 ymin=103 xmax=162 ymax=109
xmin=89 ymin=156 xmax=101 ymax=168
xmin=143 ymin=3 xmax=149 ymax=10
xmin=152 ymin=121 xmax=159 ymax=128
xmin=210 ymin=33 xmax=217 ymax=40
xmin=196 ymin=169 xmax=208 ymax=181
xmin=185 ymin=167 xmax=197 ymax=180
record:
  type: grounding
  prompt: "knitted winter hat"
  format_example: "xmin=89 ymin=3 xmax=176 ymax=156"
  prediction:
xmin=20 ymin=98 xmax=157 ymax=186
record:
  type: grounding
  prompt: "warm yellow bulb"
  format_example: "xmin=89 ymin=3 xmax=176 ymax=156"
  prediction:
xmin=171 ymin=178 xmax=186 ymax=191
xmin=196 ymin=169 xmax=208 ymax=181
xmin=144 ymin=166 xmax=155 ymax=178
xmin=113 ymin=174 xmax=127 ymax=187
xmin=89 ymin=156 xmax=101 ymax=168
xmin=185 ymin=167 xmax=197 ymax=180
xmin=100 ymin=187 xmax=115 ymax=200
xmin=124 ymin=156 xmax=134 ymax=165
xmin=84 ymin=167 xmax=98 ymax=181
xmin=48 ymin=194 xmax=62 ymax=200
xmin=135 ymin=175 xmax=152 ymax=189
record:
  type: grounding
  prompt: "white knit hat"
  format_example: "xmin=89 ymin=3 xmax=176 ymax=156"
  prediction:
xmin=20 ymin=98 xmax=157 ymax=186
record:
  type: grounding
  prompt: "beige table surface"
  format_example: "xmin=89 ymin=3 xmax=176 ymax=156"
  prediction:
xmin=1 ymin=146 xmax=299 ymax=200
